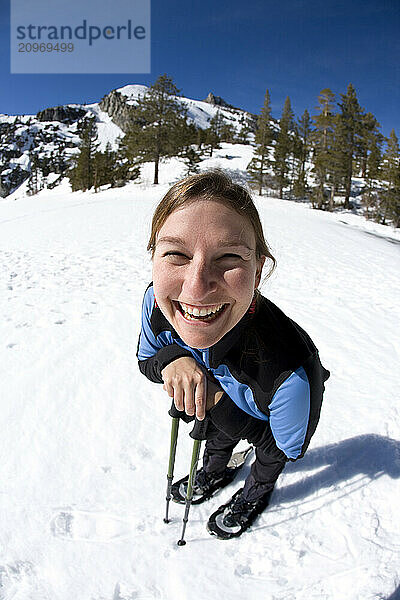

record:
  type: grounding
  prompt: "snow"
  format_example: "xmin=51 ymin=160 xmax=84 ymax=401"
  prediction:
xmin=115 ymin=83 xmax=249 ymax=130
xmin=117 ymin=84 xmax=150 ymax=101
xmin=0 ymin=146 xmax=399 ymax=600
xmin=86 ymin=105 xmax=125 ymax=151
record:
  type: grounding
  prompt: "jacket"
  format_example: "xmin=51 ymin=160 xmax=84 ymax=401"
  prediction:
xmin=137 ymin=284 xmax=330 ymax=462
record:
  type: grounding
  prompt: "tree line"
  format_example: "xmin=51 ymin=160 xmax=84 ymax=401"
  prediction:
xmin=27 ymin=74 xmax=398 ymax=228
xmin=248 ymin=85 xmax=400 ymax=227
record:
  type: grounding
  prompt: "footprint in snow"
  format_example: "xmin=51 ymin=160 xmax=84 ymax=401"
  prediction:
xmin=0 ymin=561 xmax=34 ymax=592
xmin=113 ymin=581 xmax=162 ymax=600
xmin=50 ymin=509 xmax=135 ymax=543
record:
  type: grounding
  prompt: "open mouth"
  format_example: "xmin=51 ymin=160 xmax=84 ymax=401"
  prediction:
xmin=176 ymin=301 xmax=228 ymax=323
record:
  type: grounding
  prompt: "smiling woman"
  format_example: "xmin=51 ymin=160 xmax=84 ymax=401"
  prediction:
xmin=152 ymin=199 xmax=265 ymax=349
xmin=137 ymin=170 xmax=330 ymax=539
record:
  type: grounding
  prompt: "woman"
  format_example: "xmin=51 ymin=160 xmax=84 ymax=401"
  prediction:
xmin=137 ymin=170 xmax=330 ymax=539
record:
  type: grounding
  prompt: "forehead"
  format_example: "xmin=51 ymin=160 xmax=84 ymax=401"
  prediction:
xmin=157 ymin=199 xmax=255 ymax=246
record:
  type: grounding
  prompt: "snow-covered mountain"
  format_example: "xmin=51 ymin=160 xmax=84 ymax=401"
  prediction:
xmin=0 ymin=85 xmax=256 ymax=198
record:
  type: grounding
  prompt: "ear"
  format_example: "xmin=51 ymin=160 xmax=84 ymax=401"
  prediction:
xmin=255 ymin=256 xmax=266 ymax=289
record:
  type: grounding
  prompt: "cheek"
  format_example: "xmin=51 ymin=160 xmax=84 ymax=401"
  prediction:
xmin=223 ymin=268 xmax=256 ymax=301
xmin=152 ymin=260 xmax=179 ymax=299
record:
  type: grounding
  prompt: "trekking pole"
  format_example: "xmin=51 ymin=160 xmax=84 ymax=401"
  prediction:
xmin=164 ymin=401 xmax=195 ymax=525
xmin=177 ymin=437 xmax=202 ymax=546
xmin=163 ymin=416 xmax=180 ymax=524
xmin=165 ymin=401 xmax=209 ymax=546
xmin=177 ymin=417 xmax=209 ymax=546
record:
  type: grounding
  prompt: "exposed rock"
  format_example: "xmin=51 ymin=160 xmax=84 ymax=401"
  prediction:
xmin=0 ymin=166 xmax=29 ymax=197
xmin=36 ymin=105 xmax=87 ymax=124
xmin=203 ymin=93 xmax=238 ymax=110
xmin=99 ymin=90 xmax=136 ymax=133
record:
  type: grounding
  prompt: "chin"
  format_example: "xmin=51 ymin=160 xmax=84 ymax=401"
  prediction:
xmin=179 ymin=333 xmax=223 ymax=349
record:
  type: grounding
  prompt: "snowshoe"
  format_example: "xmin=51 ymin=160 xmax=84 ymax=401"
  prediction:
xmin=206 ymin=487 xmax=272 ymax=539
xmin=171 ymin=447 xmax=252 ymax=505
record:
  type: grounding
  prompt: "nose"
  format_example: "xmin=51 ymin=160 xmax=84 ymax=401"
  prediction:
xmin=182 ymin=258 xmax=217 ymax=301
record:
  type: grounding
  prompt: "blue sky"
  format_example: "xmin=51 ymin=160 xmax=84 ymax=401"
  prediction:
xmin=1 ymin=0 xmax=399 ymax=137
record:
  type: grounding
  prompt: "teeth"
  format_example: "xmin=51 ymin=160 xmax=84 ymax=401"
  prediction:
xmin=179 ymin=302 xmax=225 ymax=318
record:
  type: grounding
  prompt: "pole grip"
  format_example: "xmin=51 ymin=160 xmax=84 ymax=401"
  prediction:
xmin=189 ymin=416 xmax=210 ymax=441
xmin=168 ymin=401 xmax=195 ymax=423
xmin=168 ymin=401 xmax=210 ymax=440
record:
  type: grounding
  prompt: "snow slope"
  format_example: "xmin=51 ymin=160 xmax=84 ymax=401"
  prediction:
xmin=117 ymin=83 xmax=251 ymax=131
xmin=0 ymin=147 xmax=399 ymax=600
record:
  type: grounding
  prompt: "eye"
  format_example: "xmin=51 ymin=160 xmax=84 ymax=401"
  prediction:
xmin=218 ymin=253 xmax=243 ymax=260
xmin=162 ymin=251 xmax=190 ymax=263
xmin=163 ymin=251 xmax=186 ymax=257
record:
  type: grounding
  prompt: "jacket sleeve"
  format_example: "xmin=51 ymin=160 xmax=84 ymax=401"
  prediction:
xmin=207 ymin=367 xmax=311 ymax=462
xmin=267 ymin=367 xmax=311 ymax=460
xmin=137 ymin=285 xmax=193 ymax=383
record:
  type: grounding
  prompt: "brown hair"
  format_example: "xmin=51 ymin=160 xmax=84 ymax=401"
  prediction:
xmin=148 ymin=169 xmax=276 ymax=278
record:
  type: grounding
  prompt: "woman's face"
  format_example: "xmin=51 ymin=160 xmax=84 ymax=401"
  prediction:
xmin=152 ymin=199 xmax=265 ymax=349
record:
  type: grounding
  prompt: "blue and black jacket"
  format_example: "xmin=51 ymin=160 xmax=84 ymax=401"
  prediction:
xmin=137 ymin=284 xmax=330 ymax=462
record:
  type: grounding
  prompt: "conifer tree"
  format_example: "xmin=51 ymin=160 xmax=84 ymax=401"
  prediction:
xmin=27 ymin=153 xmax=40 ymax=196
xmin=293 ymin=109 xmax=312 ymax=198
xmin=336 ymin=83 xmax=365 ymax=209
xmin=380 ymin=129 xmax=400 ymax=227
xmin=236 ymin=113 xmax=253 ymax=144
xmin=120 ymin=75 xmax=189 ymax=184
xmin=247 ymin=89 xmax=274 ymax=195
xmin=362 ymin=135 xmax=382 ymax=219
xmin=182 ymin=147 xmax=202 ymax=174
xmin=311 ymin=88 xmax=336 ymax=209
xmin=359 ymin=115 xmax=383 ymax=219
xmin=177 ymin=122 xmax=203 ymax=174
xmin=359 ymin=113 xmax=382 ymax=178
xmin=68 ymin=117 xmax=99 ymax=192
xmin=273 ymin=96 xmax=294 ymax=198
xmin=93 ymin=142 xmax=138 ymax=190
xmin=220 ymin=121 xmax=236 ymax=143
xmin=204 ymin=110 xmax=224 ymax=157
xmin=54 ymin=138 xmax=68 ymax=176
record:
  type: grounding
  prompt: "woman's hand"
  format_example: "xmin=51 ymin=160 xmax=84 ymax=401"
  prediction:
xmin=161 ymin=357 xmax=223 ymax=421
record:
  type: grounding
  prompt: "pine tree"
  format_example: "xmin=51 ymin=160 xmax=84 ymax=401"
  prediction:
xmin=93 ymin=142 xmax=139 ymax=190
xmin=273 ymin=96 xmax=294 ymax=198
xmin=54 ymin=138 xmax=68 ymax=175
xmin=120 ymin=74 xmax=189 ymax=184
xmin=359 ymin=113 xmax=382 ymax=178
xmin=336 ymin=83 xmax=365 ymax=209
xmin=177 ymin=122 xmax=203 ymax=174
xmin=68 ymin=117 xmax=99 ymax=192
xmin=204 ymin=109 xmax=224 ymax=157
xmin=363 ymin=136 xmax=382 ymax=219
xmin=380 ymin=129 xmax=400 ymax=227
xmin=236 ymin=113 xmax=253 ymax=144
xmin=247 ymin=89 xmax=274 ymax=195
xmin=311 ymin=88 xmax=336 ymax=209
xmin=292 ymin=109 xmax=313 ymax=198
xmin=360 ymin=114 xmax=383 ymax=219
xmin=181 ymin=146 xmax=202 ymax=174
xmin=220 ymin=121 xmax=236 ymax=143
xmin=27 ymin=152 xmax=40 ymax=196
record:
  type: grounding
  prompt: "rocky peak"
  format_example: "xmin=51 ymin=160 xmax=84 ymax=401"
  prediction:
xmin=203 ymin=92 xmax=237 ymax=110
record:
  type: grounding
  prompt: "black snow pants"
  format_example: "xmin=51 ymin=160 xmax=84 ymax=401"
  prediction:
xmin=203 ymin=394 xmax=288 ymax=502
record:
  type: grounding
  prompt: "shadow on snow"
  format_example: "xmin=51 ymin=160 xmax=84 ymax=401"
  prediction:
xmin=275 ymin=433 xmax=400 ymax=505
